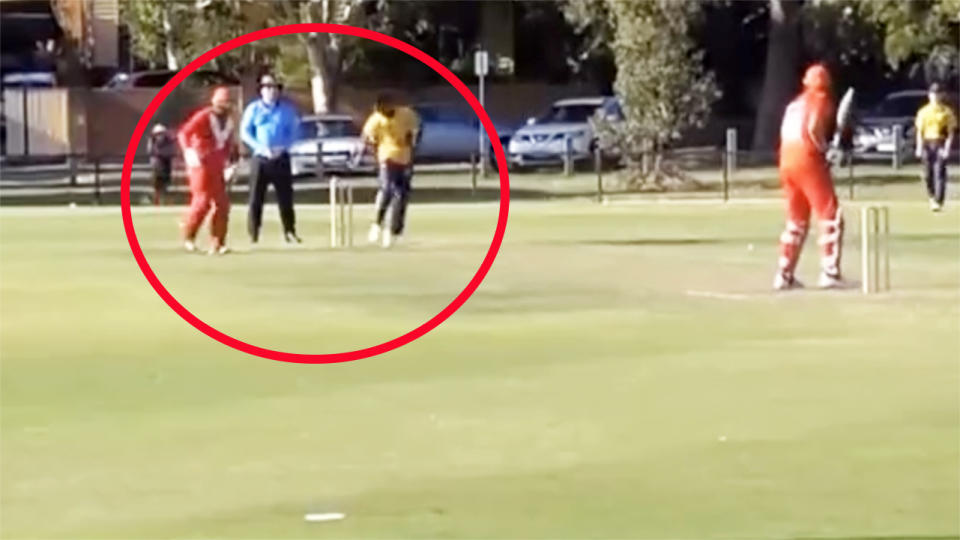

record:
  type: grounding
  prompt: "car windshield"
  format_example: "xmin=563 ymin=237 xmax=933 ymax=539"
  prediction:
xmin=870 ymin=95 xmax=927 ymax=117
xmin=299 ymin=119 xmax=360 ymax=139
xmin=538 ymin=104 xmax=600 ymax=124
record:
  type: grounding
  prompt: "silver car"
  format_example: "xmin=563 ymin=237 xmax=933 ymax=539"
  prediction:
xmin=508 ymin=96 xmax=621 ymax=169
xmin=289 ymin=114 xmax=376 ymax=176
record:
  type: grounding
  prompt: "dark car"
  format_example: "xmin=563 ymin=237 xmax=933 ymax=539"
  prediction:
xmin=103 ymin=70 xmax=238 ymax=89
xmin=854 ymin=89 xmax=959 ymax=159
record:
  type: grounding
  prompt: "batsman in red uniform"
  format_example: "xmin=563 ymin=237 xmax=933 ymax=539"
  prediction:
xmin=178 ymin=87 xmax=236 ymax=255
xmin=774 ymin=64 xmax=844 ymax=290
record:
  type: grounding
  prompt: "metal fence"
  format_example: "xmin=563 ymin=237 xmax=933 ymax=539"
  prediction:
xmin=1 ymin=144 xmax=945 ymax=208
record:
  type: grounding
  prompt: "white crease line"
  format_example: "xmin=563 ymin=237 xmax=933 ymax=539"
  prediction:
xmin=685 ymin=290 xmax=751 ymax=300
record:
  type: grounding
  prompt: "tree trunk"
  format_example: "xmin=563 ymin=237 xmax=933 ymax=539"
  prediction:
xmin=304 ymin=34 xmax=341 ymax=114
xmin=752 ymin=0 xmax=802 ymax=152
xmin=161 ymin=3 xmax=178 ymax=70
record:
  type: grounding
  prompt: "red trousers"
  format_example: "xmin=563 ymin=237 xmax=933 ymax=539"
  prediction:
xmin=778 ymin=154 xmax=843 ymax=280
xmin=183 ymin=164 xmax=229 ymax=248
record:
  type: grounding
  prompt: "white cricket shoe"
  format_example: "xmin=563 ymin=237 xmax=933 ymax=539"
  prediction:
xmin=208 ymin=245 xmax=230 ymax=256
xmin=381 ymin=229 xmax=393 ymax=248
xmin=773 ymin=273 xmax=804 ymax=291
xmin=817 ymin=272 xmax=848 ymax=289
xmin=368 ymin=223 xmax=381 ymax=244
xmin=184 ymin=239 xmax=198 ymax=253
xmin=931 ymin=200 xmax=944 ymax=212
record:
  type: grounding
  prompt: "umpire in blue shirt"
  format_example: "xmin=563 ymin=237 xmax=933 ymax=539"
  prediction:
xmin=240 ymin=73 xmax=302 ymax=244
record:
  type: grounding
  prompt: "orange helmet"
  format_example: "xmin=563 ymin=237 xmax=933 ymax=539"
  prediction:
xmin=211 ymin=86 xmax=231 ymax=107
xmin=802 ymin=63 xmax=831 ymax=92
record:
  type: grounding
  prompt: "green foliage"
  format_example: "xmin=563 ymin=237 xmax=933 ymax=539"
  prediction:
xmin=565 ymin=0 xmax=719 ymax=185
xmin=854 ymin=0 xmax=958 ymax=69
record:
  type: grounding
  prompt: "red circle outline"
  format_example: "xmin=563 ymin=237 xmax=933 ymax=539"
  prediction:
xmin=121 ymin=24 xmax=511 ymax=363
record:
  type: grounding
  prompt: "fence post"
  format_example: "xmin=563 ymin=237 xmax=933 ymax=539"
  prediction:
xmin=721 ymin=149 xmax=729 ymax=202
xmin=21 ymin=89 xmax=29 ymax=156
xmin=93 ymin=157 xmax=101 ymax=205
xmin=69 ymin=154 xmax=78 ymax=186
xmin=470 ymin=152 xmax=478 ymax=195
xmin=641 ymin=138 xmax=651 ymax=175
xmin=563 ymin=136 xmax=573 ymax=177
xmin=315 ymin=141 xmax=324 ymax=182
xmin=892 ymin=125 xmax=902 ymax=170
xmin=847 ymin=155 xmax=855 ymax=200
xmin=725 ymin=128 xmax=737 ymax=173
xmin=595 ymin=146 xmax=603 ymax=203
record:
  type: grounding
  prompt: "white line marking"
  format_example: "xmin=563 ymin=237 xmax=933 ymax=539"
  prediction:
xmin=304 ymin=512 xmax=345 ymax=522
xmin=685 ymin=290 xmax=751 ymax=300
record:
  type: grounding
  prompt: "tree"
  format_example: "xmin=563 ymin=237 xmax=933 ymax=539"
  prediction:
xmin=750 ymin=0 xmax=960 ymax=150
xmin=124 ymin=0 xmax=390 ymax=113
xmin=752 ymin=0 xmax=803 ymax=152
xmin=564 ymin=0 xmax=719 ymax=187
xmin=269 ymin=0 xmax=376 ymax=113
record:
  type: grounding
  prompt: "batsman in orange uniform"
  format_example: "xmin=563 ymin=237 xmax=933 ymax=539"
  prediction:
xmin=774 ymin=64 xmax=845 ymax=290
xmin=178 ymin=87 xmax=237 ymax=255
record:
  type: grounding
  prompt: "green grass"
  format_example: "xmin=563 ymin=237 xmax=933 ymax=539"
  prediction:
xmin=1 ymin=194 xmax=958 ymax=539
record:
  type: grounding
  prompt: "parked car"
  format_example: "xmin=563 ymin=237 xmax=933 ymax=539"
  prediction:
xmin=289 ymin=114 xmax=375 ymax=177
xmin=853 ymin=89 xmax=959 ymax=159
xmin=102 ymin=70 xmax=237 ymax=89
xmin=507 ymin=96 xmax=622 ymax=169
xmin=413 ymin=103 xmax=514 ymax=165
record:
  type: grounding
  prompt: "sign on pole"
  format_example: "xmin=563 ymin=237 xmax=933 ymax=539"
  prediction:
xmin=474 ymin=50 xmax=489 ymax=77
xmin=475 ymin=50 xmax=489 ymax=175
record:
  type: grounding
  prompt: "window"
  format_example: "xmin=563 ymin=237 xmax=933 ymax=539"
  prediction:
xmin=538 ymin=104 xmax=600 ymax=124
xmin=320 ymin=120 xmax=360 ymax=137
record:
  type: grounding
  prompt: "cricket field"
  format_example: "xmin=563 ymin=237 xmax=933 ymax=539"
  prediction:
xmin=1 ymin=177 xmax=958 ymax=538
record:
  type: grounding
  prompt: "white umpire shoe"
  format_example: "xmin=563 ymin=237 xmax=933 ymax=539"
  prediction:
xmin=773 ymin=273 xmax=804 ymax=291
xmin=368 ymin=223 xmax=381 ymax=244
xmin=184 ymin=239 xmax=198 ymax=253
xmin=381 ymin=229 xmax=393 ymax=248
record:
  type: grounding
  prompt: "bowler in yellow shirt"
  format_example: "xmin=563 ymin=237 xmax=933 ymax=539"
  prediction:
xmin=362 ymin=93 xmax=420 ymax=247
xmin=914 ymin=83 xmax=957 ymax=212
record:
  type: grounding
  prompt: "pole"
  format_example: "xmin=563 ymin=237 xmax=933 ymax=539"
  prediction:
xmin=861 ymin=207 xmax=870 ymax=294
xmin=847 ymin=155 xmax=855 ymax=200
xmin=478 ymin=71 xmax=486 ymax=179
xmin=315 ymin=141 xmax=324 ymax=182
xmin=563 ymin=136 xmax=573 ymax=177
xmin=595 ymin=146 xmax=603 ymax=203
xmin=721 ymin=149 xmax=729 ymax=202
xmin=725 ymin=128 xmax=737 ymax=173
xmin=347 ymin=184 xmax=354 ymax=248
xmin=93 ymin=157 xmax=101 ymax=205
xmin=329 ymin=176 xmax=338 ymax=247
xmin=21 ymin=89 xmax=29 ymax=156
xmin=892 ymin=125 xmax=902 ymax=170
xmin=470 ymin=153 xmax=478 ymax=195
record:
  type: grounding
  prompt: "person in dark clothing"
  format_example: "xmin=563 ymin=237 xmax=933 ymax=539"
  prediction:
xmin=148 ymin=124 xmax=176 ymax=205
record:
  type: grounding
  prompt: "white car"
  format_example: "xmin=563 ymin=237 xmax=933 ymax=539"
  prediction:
xmin=289 ymin=114 xmax=376 ymax=176
xmin=507 ymin=96 xmax=621 ymax=169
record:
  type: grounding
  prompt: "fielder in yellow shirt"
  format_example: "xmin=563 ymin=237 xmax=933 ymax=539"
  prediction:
xmin=914 ymin=83 xmax=957 ymax=212
xmin=362 ymin=93 xmax=420 ymax=247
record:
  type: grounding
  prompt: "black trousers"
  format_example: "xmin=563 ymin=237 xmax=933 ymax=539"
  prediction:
xmin=922 ymin=141 xmax=949 ymax=205
xmin=248 ymin=153 xmax=295 ymax=240
xmin=375 ymin=162 xmax=412 ymax=235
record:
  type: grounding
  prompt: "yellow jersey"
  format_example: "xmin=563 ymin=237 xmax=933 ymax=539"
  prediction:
xmin=914 ymin=102 xmax=957 ymax=141
xmin=361 ymin=106 xmax=420 ymax=165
